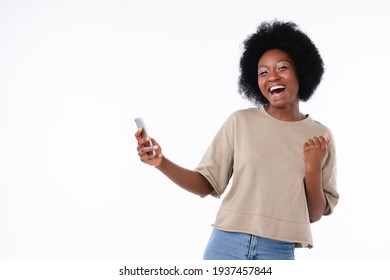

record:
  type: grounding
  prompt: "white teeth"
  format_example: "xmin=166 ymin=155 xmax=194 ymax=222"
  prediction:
xmin=270 ymin=85 xmax=285 ymax=91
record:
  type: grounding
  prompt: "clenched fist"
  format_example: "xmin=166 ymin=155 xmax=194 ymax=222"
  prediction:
xmin=303 ymin=132 xmax=329 ymax=172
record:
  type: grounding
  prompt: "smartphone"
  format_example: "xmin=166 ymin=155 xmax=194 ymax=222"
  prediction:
xmin=135 ymin=117 xmax=156 ymax=157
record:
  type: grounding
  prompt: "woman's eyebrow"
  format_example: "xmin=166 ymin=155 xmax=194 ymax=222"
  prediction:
xmin=258 ymin=59 xmax=292 ymax=68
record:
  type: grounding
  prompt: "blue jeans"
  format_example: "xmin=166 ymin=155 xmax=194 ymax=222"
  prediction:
xmin=203 ymin=228 xmax=295 ymax=260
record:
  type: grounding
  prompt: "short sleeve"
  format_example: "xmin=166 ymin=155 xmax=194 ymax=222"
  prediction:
xmin=322 ymin=130 xmax=339 ymax=215
xmin=195 ymin=114 xmax=235 ymax=198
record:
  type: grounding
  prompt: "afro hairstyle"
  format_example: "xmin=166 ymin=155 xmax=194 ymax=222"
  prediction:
xmin=238 ymin=20 xmax=324 ymax=105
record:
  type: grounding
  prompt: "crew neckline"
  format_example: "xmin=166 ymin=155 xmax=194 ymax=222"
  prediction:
xmin=258 ymin=105 xmax=311 ymax=126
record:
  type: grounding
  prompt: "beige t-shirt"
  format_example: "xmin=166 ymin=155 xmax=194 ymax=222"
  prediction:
xmin=195 ymin=106 xmax=339 ymax=248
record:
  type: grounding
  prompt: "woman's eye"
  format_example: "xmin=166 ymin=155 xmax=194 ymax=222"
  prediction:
xmin=258 ymin=70 xmax=267 ymax=77
xmin=278 ymin=65 xmax=288 ymax=71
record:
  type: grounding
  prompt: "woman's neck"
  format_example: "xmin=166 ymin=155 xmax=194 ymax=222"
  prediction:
xmin=264 ymin=104 xmax=306 ymax=122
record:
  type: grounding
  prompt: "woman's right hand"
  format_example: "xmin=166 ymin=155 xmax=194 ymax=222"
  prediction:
xmin=135 ymin=127 xmax=162 ymax=167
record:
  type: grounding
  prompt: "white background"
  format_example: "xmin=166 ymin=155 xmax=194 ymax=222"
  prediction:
xmin=1 ymin=0 xmax=389 ymax=260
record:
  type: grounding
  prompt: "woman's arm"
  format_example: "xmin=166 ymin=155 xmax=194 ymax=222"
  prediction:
xmin=135 ymin=128 xmax=214 ymax=197
xmin=155 ymin=156 xmax=214 ymax=197
xmin=303 ymin=133 xmax=329 ymax=223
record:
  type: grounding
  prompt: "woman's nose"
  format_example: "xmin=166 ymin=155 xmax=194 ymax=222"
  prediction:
xmin=268 ymin=70 xmax=280 ymax=81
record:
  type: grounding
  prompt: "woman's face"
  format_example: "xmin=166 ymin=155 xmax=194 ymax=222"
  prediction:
xmin=257 ymin=49 xmax=300 ymax=109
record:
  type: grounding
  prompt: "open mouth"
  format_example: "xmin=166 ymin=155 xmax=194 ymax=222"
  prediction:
xmin=269 ymin=85 xmax=286 ymax=95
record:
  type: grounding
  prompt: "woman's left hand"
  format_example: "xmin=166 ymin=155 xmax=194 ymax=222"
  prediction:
xmin=303 ymin=133 xmax=329 ymax=172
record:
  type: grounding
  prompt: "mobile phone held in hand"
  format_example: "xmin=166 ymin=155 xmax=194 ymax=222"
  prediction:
xmin=135 ymin=117 xmax=157 ymax=157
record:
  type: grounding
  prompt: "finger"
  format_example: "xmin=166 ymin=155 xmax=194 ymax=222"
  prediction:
xmin=138 ymin=145 xmax=159 ymax=156
xmin=134 ymin=127 xmax=143 ymax=139
xmin=324 ymin=132 xmax=330 ymax=143
xmin=139 ymin=136 xmax=152 ymax=146
xmin=146 ymin=137 xmax=160 ymax=150
xmin=313 ymin=136 xmax=322 ymax=144
xmin=317 ymin=136 xmax=327 ymax=145
xmin=138 ymin=149 xmax=153 ymax=161
xmin=307 ymin=138 xmax=317 ymax=146
xmin=304 ymin=139 xmax=312 ymax=148
xmin=307 ymin=136 xmax=326 ymax=148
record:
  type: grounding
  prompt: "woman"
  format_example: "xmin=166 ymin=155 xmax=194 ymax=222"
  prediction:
xmin=135 ymin=20 xmax=339 ymax=260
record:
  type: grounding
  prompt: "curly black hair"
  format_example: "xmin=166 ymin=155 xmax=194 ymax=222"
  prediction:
xmin=238 ymin=20 xmax=324 ymax=105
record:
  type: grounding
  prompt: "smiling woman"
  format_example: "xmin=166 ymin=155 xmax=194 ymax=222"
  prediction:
xmin=135 ymin=20 xmax=339 ymax=260
xmin=239 ymin=21 xmax=324 ymax=106
xmin=257 ymin=49 xmax=302 ymax=120
xmin=1 ymin=0 xmax=389 ymax=265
